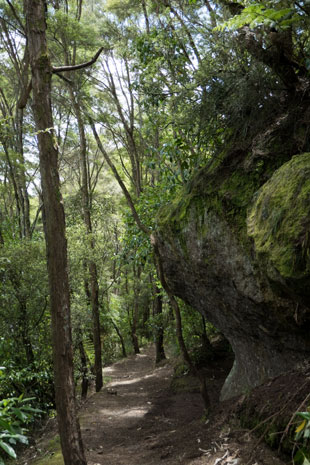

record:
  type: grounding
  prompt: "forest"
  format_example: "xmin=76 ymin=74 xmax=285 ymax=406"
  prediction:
xmin=0 ymin=0 xmax=310 ymax=464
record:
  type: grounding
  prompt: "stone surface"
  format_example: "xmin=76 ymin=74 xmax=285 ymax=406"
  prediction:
xmin=155 ymin=153 xmax=310 ymax=400
xmin=248 ymin=153 xmax=310 ymax=304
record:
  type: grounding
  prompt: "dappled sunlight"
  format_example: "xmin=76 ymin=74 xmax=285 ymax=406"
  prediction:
xmin=109 ymin=376 xmax=144 ymax=386
xmin=103 ymin=366 xmax=117 ymax=375
xmin=122 ymin=408 xmax=148 ymax=418
xmin=98 ymin=406 xmax=149 ymax=419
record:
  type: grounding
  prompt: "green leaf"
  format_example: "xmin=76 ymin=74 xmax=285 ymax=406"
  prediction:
xmin=14 ymin=434 xmax=28 ymax=445
xmin=20 ymin=406 xmax=43 ymax=413
xmin=0 ymin=418 xmax=12 ymax=431
xmin=11 ymin=408 xmax=27 ymax=422
xmin=20 ymin=397 xmax=36 ymax=404
xmin=266 ymin=8 xmax=292 ymax=21
xmin=296 ymin=412 xmax=310 ymax=421
xmin=0 ymin=439 xmax=17 ymax=458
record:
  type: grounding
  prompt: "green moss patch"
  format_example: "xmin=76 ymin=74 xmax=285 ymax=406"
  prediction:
xmin=32 ymin=435 xmax=64 ymax=465
xmin=157 ymin=158 xmax=262 ymax=249
xmin=247 ymin=153 xmax=310 ymax=299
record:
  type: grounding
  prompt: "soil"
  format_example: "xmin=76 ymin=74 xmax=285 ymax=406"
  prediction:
xmin=20 ymin=345 xmax=293 ymax=465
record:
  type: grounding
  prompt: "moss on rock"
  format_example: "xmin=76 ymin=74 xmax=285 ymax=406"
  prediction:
xmin=157 ymin=161 xmax=262 ymax=241
xmin=247 ymin=153 xmax=310 ymax=302
xmin=155 ymin=149 xmax=310 ymax=400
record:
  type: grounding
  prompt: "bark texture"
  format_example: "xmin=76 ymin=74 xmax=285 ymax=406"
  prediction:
xmin=24 ymin=1 xmax=86 ymax=463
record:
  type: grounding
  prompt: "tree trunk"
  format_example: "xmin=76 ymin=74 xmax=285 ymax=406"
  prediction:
xmin=111 ymin=319 xmax=127 ymax=358
xmin=152 ymin=236 xmax=210 ymax=411
xmin=71 ymin=91 xmax=103 ymax=392
xmin=19 ymin=301 xmax=34 ymax=365
xmin=77 ymin=328 xmax=89 ymax=400
xmin=24 ymin=1 xmax=86 ymax=464
xmin=131 ymin=265 xmax=140 ymax=354
xmin=168 ymin=290 xmax=210 ymax=411
xmin=153 ymin=284 xmax=166 ymax=364
xmin=201 ymin=315 xmax=213 ymax=359
xmin=131 ymin=312 xmax=140 ymax=355
xmin=91 ymin=121 xmax=209 ymax=410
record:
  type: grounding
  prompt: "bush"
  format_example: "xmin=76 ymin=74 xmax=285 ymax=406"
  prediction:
xmin=0 ymin=395 xmax=42 ymax=463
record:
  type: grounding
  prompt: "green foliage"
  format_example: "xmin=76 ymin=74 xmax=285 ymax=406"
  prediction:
xmin=0 ymin=360 xmax=54 ymax=411
xmin=1 ymin=9 xmax=310 ymax=465
xmin=294 ymin=410 xmax=310 ymax=464
xmin=0 ymin=238 xmax=54 ymax=409
xmin=217 ymin=3 xmax=300 ymax=31
xmin=0 ymin=396 xmax=42 ymax=462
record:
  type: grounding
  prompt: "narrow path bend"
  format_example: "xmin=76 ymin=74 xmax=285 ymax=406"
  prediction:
xmin=79 ymin=346 xmax=286 ymax=465
xmin=81 ymin=346 xmax=208 ymax=465
xmin=25 ymin=346 xmax=288 ymax=465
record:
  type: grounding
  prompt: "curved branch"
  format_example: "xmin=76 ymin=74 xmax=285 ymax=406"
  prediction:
xmin=52 ymin=47 xmax=104 ymax=73
xmin=89 ymin=118 xmax=149 ymax=236
xmin=5 ymin=0 xmax=25 ymax=32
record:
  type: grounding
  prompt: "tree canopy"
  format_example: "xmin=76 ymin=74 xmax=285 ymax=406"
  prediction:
xmin=0 ymin=0 xmax=310 ymax=463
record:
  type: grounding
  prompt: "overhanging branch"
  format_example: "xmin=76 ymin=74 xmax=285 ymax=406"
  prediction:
xmin=52 ymin=47 xmax=104 ymax=74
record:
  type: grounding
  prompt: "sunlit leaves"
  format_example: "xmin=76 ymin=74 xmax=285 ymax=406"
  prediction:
xmin=217 ymin=2 xmax=302 ymax=31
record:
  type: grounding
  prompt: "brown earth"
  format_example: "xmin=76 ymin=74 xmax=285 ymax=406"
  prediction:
xmin=20 ymin=346 xmax=294 ymax=465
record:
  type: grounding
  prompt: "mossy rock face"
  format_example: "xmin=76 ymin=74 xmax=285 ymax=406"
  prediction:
xmin=155 ymin=150 xmax=310 ymax=400
xmin=248 ymin=153 xmax=310 ymax=304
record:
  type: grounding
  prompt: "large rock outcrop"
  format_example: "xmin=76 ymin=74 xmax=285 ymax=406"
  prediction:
xmin=155 ymin=153 xmax=310 ymax=400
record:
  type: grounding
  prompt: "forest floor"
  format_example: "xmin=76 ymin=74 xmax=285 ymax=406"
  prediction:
xmin=19 ymin=345 xmax=289 ymax=465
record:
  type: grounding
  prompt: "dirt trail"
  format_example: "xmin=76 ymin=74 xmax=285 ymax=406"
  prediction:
xmin=82 ymin=346 xmax=206 ymax=464
xmin=25 ymin=346 xmax=288 ymax=465
xmin=80 ymin=346 xmax=287 ymax=465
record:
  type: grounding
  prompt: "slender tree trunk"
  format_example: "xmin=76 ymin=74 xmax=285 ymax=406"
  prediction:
xmin=201 ymin=315 xmax=213 ymax=358
xmin=153 ymin=283 xmax=166 ymax=364
xmin=0 ymin=34 xmax=31 ymax=239
xmin=111 ymin=319 xmax=127 ymax=358
xmin=141 ymin=0 xmax=150 ymax=33
xmin=131 ymin=298 xmax=140 ymax=355
xmin=19 ymin=301 xmax=34 ymax=365
xmin=8 ymin=270 xmax=35 ymax=365
xmin=24 ymin=1 xmax=86 ymax=464
xmin=167 ymin=286 xmax=210 ymax=410
xmin=131 ymin=265 xmax=140 ymax=354
xmin=152 ymin=237 xmax=210 ymax=411
xmin=92 ymin=123 xmax=210 ymax=410
xmin=15 ymin=105 xmax=31 ymax=238
xmin=204 ymin=0 xmax=217 ymax=28
xmin=77 ymin=328 xmax=89 ymax=400
xmin=89 ymin=261 xmax=103 ymax=391
xmin=2 ymin=144 xmax=23 ymax=238
xmin=69 ymin=89 xmax=103 ymax=392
